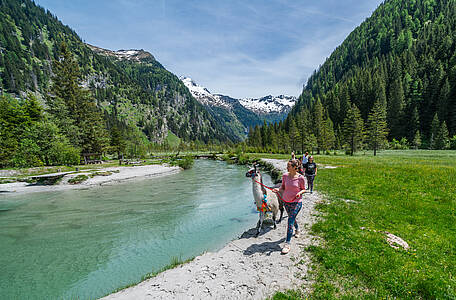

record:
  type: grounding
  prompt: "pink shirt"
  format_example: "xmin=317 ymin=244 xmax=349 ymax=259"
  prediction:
xmin=281 ymin=173 xmax=305 ymax=203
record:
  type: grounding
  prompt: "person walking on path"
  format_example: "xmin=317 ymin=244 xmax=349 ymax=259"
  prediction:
xmin=273 ymin=159 xmax=306 ymax=254
xmin=303 ymin=156 xmax=317 ymax=193
xmin=301 ymin=152 xmax=309 ymax=165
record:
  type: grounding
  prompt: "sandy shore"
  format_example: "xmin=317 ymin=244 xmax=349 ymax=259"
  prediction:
xmin=0 ymin=164 xmax=180 ymax=195
xmin=102 ymin=159 xmax=318 ymax=300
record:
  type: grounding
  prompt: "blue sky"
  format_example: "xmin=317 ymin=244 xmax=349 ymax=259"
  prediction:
xmin=34 ymin=0 xmax=384 ymax=98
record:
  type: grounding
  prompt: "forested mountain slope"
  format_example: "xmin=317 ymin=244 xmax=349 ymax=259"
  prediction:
xmin=248 ymin=0 xmax=456 ymax=152
xmin=0 ymin=0 xmax=233 ymax=160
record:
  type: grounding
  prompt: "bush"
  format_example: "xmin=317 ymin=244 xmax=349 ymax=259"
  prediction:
xmin=10 ymin=138 xmax=43 ymax=168
xmin=237 ymin=153 xmax=252 ymax=165
xmin=450 ymin=135 xmax=456 ymax=150
xmin=390 ymin=138 xmax=409 ymax=150
xmin=68 ymin=174 xmax=89 ymax=184
xmin=48 ymin=141 xmax=80 ymax=166
xmin=177 ymin=156 xmax=194 ymax=169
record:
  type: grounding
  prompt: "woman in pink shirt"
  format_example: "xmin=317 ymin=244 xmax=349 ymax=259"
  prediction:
xmin=273 ymin=159 xmax=306 ymax=254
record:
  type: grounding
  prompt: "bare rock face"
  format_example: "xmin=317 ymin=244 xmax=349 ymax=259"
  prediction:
xmin=87 ymin=44 xmax=155 ymax=63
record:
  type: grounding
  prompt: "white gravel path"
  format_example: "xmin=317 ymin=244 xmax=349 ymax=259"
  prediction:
xmin=102 ymin=159 xmax=318 ymax=300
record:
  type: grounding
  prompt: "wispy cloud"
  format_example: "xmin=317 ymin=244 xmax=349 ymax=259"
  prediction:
xmin=169 ymin=24 xmax=352 ymax=98
xmin=35 ymin=0 xmax=383 ymax=98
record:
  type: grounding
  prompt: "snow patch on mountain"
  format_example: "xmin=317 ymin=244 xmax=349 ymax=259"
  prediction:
xmin=239 ymin=95 xmax=297 ymax=114
xmin=180 ymin=77 xmax=231 ymax=109
xmin=180 ymin=76 xmax=297 ymax=114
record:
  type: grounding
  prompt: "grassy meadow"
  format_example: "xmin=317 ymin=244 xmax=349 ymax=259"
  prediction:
xmin=266 ymin=150 xmax=456 ymax=299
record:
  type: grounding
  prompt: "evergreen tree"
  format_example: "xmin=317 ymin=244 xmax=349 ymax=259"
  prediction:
xmin=47 ymin=42 xmax=108 ymax=154
xmin=320 ymin=111 xmax=336 ymax=152
xmin=406 ymin=106 xmax=420 ymax=143
xmin=430 ymin=113 xmax=440 ymax=149
xmin=251 ymin=125 xmax=262 ymax=149
xmin=307 ymin=134 xmax=317 ymax=154
xmin=312 ymin=98 xmax=324 ymax=154
xmin=343 ymin=103 xmax=364 ymax=155
xmin=437 ymin=78 xmax=450 ymax=124
xmin=297 ymin=109 xmax=311 ymax=154
xmin=367 ymin=100 xmax=388 ymax=156
xmin=412 ymin=130 xmax=422 ymax=149
xmin=289 ymin=119 xmax=300 ymax=152
xmin=387 ymin=78 xmax=405 ymax=139
xmin=435 ymin=121 xmax=450 ymax=150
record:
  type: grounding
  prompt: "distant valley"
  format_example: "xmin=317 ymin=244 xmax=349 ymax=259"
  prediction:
xmin=181 ymin=77 xmax=297 ymax=139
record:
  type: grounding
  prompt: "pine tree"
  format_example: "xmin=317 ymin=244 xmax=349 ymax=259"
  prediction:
xmin=297 ymin=109 xmax=311 ymax=154
xmin=406 ymin=106 xmax=420 ymax=143
xmin=412 ymin=131 xmax=422 ymax=149
xmin=367 ymin=100 xmax=388 ymax=156
xmin=437 ymin=78 xmax=450 ymax=124
xmin=313 ymin=98 xmax=324 ymax=154
xmin=387 ymin=78 xmax=405 ymax=139
xmin=435 ymin=121 xmax=450 ymax=150
xmin=251 ymin=125 xmax=262 ymax=149
xmin=321 ymin=111 xmax=336 ymax=152
xmin=343 ymin=103 xmax=364 ymax=155
xmin=430 ymin=113 xmax=440 ymax=149
xmin=289 ymin=119 xmax=300 ymax=152
xmin=47 ymin=42 xmax=108 ymax=154
xmin=307 ymin=134 xmax=317 ymax=154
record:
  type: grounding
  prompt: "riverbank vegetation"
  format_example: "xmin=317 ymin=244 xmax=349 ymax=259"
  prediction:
xmin=0 ymin=154 xmax=199 ymax=184
xmin=271 ymin=150 xmax=456 ymax=299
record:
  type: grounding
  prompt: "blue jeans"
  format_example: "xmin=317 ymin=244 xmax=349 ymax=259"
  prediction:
xmin=284 ymin=201 xmax=303 ymax=243
xmin=306 ymin=174 xmax=315 ymax=192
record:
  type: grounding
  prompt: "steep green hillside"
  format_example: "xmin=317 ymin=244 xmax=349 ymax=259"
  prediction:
xmin=0 ymin=0 xmax=232 ymax=149
xmin=88 ymin=45 xmax=232 ymax=143
xmin=211 ymin=94 xmax=263 ymax=139
xmin=248 ymin=0 xmax=456 ymax=152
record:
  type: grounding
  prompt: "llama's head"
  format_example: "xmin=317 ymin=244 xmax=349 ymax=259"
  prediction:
xmin=245 ymin=165 xmax=261 ymax=179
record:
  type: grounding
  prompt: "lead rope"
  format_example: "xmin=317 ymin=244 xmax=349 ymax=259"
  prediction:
xmin=253 ymin=179 xmax=285 ymax=203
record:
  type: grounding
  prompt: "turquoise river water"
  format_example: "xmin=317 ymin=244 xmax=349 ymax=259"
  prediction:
xmin=0 ymin=160 xmax=273 ymax=299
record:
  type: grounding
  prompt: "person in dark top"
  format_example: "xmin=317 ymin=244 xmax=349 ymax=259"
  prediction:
xmin=303 ymin=156 xmax=317 ymax=193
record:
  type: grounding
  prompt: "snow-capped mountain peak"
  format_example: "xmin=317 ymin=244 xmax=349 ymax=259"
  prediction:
xmin=180 ymin=76 xmax=297 ymax=115
xmin=239 ymin=95 xmax=297 ymax=114
xmin=180 ymin=76 xmax=230 ymax=108
xmin=181 ymin=77 xmax=212 ymax=97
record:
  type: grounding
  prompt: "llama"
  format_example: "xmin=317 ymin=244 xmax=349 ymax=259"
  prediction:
xmin=246 ymin=165 xmax=284 ymax=237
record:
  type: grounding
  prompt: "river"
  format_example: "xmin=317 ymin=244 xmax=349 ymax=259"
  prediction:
xmin=0 ymin=160 xmax=273 ymax=299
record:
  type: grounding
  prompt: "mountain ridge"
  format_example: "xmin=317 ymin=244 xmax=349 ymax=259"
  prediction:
xmin=181 ymin=76 xmax=297 ymax=137
xmin=86 ymin=44 xmax=157 ymax=63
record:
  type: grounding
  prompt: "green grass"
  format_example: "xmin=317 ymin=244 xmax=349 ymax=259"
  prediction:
xmin=166 ymin=130 xmax=181 ymax=148
xmin=270 ymin=150 xmax=456 ymax=299
xmin=68 ymin=174 xmax=89 ymax=184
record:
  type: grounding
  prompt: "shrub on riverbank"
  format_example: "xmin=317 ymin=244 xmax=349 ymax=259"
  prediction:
xmin=220 ymin=152 xmax=255 ymax=165
xmin=177 ymin=156 xmax=194 ymax=169
xmin=68 ymin=174 xmax=89 ymax=184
